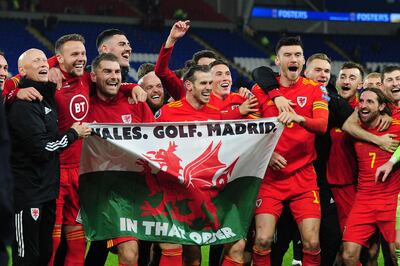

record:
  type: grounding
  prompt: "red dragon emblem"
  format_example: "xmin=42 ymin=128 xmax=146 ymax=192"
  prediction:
xmin=137 ymin=141 xmax=239 ymax=230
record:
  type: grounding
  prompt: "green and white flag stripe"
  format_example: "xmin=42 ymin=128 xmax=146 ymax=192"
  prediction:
xmin=79 ymin=118 xmax=283 ymax=245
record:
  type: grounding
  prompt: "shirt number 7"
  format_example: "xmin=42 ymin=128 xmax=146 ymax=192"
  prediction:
xmin=369 ymin=152 xmax=376 ymax=168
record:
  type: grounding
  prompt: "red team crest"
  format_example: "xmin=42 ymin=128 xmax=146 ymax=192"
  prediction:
xmin=297 ymin=96 xmax=307 ymax=107
xmin=31 ymin=208 xmax=40 ymax=221
xmin=137 ymin=141 xmax=239 ymax=229
xmin=121 ymin=114 xmax=132 ymax=124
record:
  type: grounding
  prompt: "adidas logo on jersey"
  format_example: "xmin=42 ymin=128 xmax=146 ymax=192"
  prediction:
xmin=44 ymin=107 xmax=52 ymax=114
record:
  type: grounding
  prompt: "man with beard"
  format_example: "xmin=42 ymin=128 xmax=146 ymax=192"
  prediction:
xmin=155 ymin=21 xmax=257 ymax=120
xmin=47 ymin=34 xmax=92 ymax=266
xmin=267 ymin=53 xmax=339 ymax=266
xmin=156 ymin=64 xmax=254 ymax=265
xmin=137 ymin=63 xmax=166 ymax=113
xmin=328 ymin=62 xmax=363 ymax=234
xmin=87 ymin=53 xmax=154 ymax=266
xmin=7 ymin=48 xmax=90 ymax=265
xmin=47 ymin=34 xmax=146 ymax=266
xmin=375 ymin=66 xmax=400 ymax=266
xmin=342 ymin=88 xmax=400 ymax=265
xmin=253 ymin=53 xmax=398 ymax=265
xmin=251 ymin=36 xmax=329 ymax=266
xmin=381 ymin=66 xmax=400 ymax=118
xmin=155 ymin=65 xmax=221 ymax=266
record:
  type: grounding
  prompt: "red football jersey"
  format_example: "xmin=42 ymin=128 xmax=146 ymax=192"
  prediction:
xmin=55 ymin=70 xmax=91 ymax=167
xmin=154 ymin=44 xmax=257 ymax=119
xmin=88 ymin=91 xmax=154 ymax=123
xmin=354 ymin=121 xmax=400 ymax=204
xmin=155 ymin=98 xmax=221 ymax=122
xmin=390 ymin=103 xmax=400 ymax=119
xmin=252 ymin=77 xmax=328 ymax=180
xmin=326 ymin=98 xmax=359 ymax=185
xmin=209 ymin=93 xmax=260 ymax=120
xmin=154 ymin=44 xmax=186 ymax=100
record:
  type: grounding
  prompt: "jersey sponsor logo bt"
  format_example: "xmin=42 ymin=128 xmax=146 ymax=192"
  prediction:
xmin=69 ymin=94 xmax=89 ymax=121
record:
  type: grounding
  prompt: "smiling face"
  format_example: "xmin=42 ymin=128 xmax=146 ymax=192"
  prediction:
xmin=0 ymin=54 xmax=8 ymax=90
xmin=91 ymin=60 xmax=121 ymax=100
xmin=18 ymin=49 xmax=49 ymax=82
xmin=186 ymin=71 xmax=213 ymax=106
xmin=275 ymin=45 xmax=305 ymax=85
xmin=383 ymin=70 xmax=400 ymax=103
xmin=101 ymin=34 xmax=132 ymax=68
xmin=141 ymin=71 xmax=164 ymax=110
xmin=358 ymin=90 xmax=385 ymax=126
xmin=57 ymin=40 xmax=87 ymax=77
xmin=304 ymin=58 xmax=331 ymax=86
xmin=211 ymin=63 xmax=232 ymax=99
xmin=336 ymin=68 xmax=363 ymax=102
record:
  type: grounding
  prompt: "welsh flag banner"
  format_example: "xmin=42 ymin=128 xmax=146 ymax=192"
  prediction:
xmin=79 ymin=118 xmax=283 ymax=245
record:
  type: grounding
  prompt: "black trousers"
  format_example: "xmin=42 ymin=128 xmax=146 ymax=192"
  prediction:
xmin=13 ymin=200 xmax=56 ymax=266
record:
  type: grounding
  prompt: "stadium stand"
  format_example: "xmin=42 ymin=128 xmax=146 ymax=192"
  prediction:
xmin=159 ymin=0 xmax=229 ymax=22
xmin=38 ymin=0 xmax=138 ymax=17
xmin=326 ymin=0 xmax=400 ymax=13
xmin=0 ymin=19 xmax=51 ymax=75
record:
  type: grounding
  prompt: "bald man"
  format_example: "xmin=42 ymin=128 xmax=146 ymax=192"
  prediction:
xmin=7 ymin=49 xmax=90 ymax=265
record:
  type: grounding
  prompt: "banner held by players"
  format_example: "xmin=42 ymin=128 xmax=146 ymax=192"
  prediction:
xmin=79 ymin=118 xmax=283 ymax=245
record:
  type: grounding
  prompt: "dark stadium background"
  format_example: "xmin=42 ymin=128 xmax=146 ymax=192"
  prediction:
xmin=2 ymin=0 xmax=399 ymax=264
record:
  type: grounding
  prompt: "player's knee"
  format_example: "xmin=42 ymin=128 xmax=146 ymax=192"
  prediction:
xmin=302 ymin=238 xmax=319 ymax=251
xmin=368 ymin=244 xmax=379 ymax=260
xmin=117 ymin=242 xmax=138 ymax=265
xmin=226 ymin=239 xmax=246 ymax=259
xmin=255 ymin=235 xmax=273 ymax=250
xmin=342 ymin=247 xmax=358 ymax=264
xmin=395 ymin=239 xmax=400 ymax=250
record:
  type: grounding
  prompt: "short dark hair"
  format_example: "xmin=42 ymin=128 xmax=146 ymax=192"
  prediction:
xmin=306 ymin=53 xmax=331 ymax=67
xmin=192 ymin=50 xmax=217 ymax=64
xmin=382 ymin=65 xmax=400 ymax=81
xmin=185 ymin=59 xmax=195 ymax=68
xmin=360 ymin=87 xmax=391 ymax=116
xmin=137 ymin=63 xmax=155 ymax=81
xmin=96 ymin=29 xmax=126 ymax=49
xmin=340 ymin=61 xmax=364 ymax=80
xmin=183 ymin=65 xmax=210 ymax=83
xmin=209 ymin=59 xmax=229 ymax=69
xmin=0 ymin=50 xmax=4 ymax=57
xmin=91 ymin=53 xmax=119 ymax=72
xmin=275 ymin=36 xmax=303 ymax=55
xmin=55 ymin=34 xmax=85 ymax=54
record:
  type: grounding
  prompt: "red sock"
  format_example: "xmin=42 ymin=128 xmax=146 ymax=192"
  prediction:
xmin=302 ymin=249 xmax=321 ymax=266
xmin=64 ymin=229 xmax=86 ymax=266
xmin=160 ymin=247 xmax=183 ymax=266
xmin=252 ymin=246 xmax=271 ymax=266
xmin=222 ymin=255 xmax=243 ymax=265
xmin=47 ymin=226 xmax=62 ymax=266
